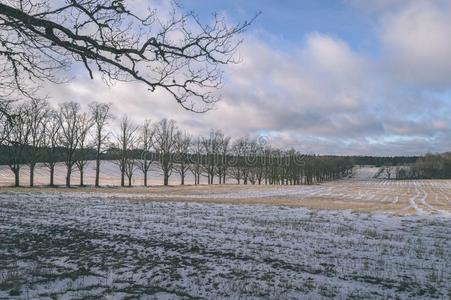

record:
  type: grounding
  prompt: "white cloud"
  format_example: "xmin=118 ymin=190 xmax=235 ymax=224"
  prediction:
xmin=40 ymin=1 xmax=451 ymax=155
xmin=345 ymin=0 xmax=412 ymax=13
xmin=379 ymin=0 xmax=451 ymax=88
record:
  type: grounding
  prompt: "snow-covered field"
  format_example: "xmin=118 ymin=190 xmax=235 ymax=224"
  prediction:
xmin=1 ymin=165 xmax=451 ymax=215
xmin=1 ymin=192 xmax=450 ymax=299
xmin=1 ymin=166 xmax=450 ymax=298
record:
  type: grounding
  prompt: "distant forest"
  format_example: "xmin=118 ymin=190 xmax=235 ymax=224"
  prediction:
xmin=393 ymin=153 xmax=451 ymax=180
xmin=0 ymin=147 xmax=419 ymax=170
xmin=346 ymin=156 xmax=418 ymax=167
xmin=0 ymin=147 xmax=418 ymax=167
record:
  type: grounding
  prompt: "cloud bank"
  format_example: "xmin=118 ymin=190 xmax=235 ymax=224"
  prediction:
xmin=43 ymin=0 xmax=451 ymax=156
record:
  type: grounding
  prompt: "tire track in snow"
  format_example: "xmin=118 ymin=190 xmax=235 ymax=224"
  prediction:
xmin=404 ymin=183 xmax=426 ymax=215
xmin=404 ymin=183 xmax=451 ymax=216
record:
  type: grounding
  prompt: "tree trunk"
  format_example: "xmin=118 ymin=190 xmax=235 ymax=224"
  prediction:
xmin=121 ymin=168 xmax=125 ymax=187
xmin=144 ymin=170 xmax=148 ymax=187
xmin=128 ymin=176 xmax=132 ymax=187
xmin=49 ymin=164 xmax=55 ymax=186
xmin=29 ymin=164 xmax=35 ymax=187
xmin=14 ymin=167 xmax=20 ymax=187
xmin=163 ymin=171 xmax=169 ymax=186
xmin=181 ymin=171 xmax=185 ymax=185
xmin=66 ymin=167 xmax=71 ymax=187
xmin=95 ymin=154 xmax=100 ymax=187
xmin=194 ymin=172 xmax=199 ymax=185
xmin=79 ymin=166 xmax=84 ymax=187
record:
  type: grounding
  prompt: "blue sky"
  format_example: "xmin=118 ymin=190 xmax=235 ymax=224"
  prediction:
xmin=48 ymin=0 xmax=451 ymax=156
xmin=184 ymin=0 xmax=378 ymax=54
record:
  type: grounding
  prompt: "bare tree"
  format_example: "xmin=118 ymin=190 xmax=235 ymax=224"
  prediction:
xmin=254 ymin=145 xmax=265 ymax=185
xmin=75 ymin=112 xmax=94 ymax=186
xmin=114 ymin=116 xmax=138 ymax=187
xmin=153 ymin=119 xmax=178 ymax=186
xmin=175 ymin=132 xmax=191 ymax=185
xmin=0 ymin=101 xmax=15 ymax=145
xmin=90 ymin=102 xmax=112 ymax=187
xmin=136 ymin=119 xmax=154 ymax=187
xmin=263 ymin=146 xmax=272 ymax=184
xmin=202 ymin=130 xmax=224 ymax=184
xmin=26 ymin=98 xmax=49 ymax=187
xmin=42 ymin=110 xmax=61 ymax=186
xmin=385 ymin=167 xmax=392 ymax=180
xmin=124 ymin=151 xmax=137 ymax=187
xmin=229 ymin=138 xmax=244 ymax=184
xmin=231 ymin=137 xmax=252 ymax=184
xmin=4 ymin=102 xmax=31 ymax=187
xmin=0 ymin=1 xmax=254 ymax=112
xmin=247 ymin=139 xmax=260 ymax=185
xmin=189 ymin=138 xmax=203 ymax=185
xmin=217 ymin=134 xmax=231 ymax=184
xmin=58 ymin=102 xmax=82 ymax=187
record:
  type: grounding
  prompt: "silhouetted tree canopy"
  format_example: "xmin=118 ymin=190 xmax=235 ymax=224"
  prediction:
xmin=0 ymin=0 xmax=255 ymax=112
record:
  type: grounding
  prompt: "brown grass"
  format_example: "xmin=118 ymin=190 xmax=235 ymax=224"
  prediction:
xmin=1 ymin=181 xmax=450 ymax=215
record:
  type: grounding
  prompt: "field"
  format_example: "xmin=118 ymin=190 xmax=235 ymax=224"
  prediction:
xmin=1 ymin=167 xmax=450 ymax=299
xmin=1 ymin=164 xmax=450 ymax=215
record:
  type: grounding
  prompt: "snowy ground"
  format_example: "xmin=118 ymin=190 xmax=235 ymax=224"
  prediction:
xmin=2 ymin=166 xmax=450 ymax=215
xmin=1 ymin=192 xmax=450 ymax=299
xmin=1 ymin=166 xmax=450 ymax=298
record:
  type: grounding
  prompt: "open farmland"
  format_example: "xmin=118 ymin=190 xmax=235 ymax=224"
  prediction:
xmin=1 ymin=167 xmax=451 ymax=298
xmin=1 ymin=191 xmax=450 ymax=299
xmin=1 ymin=165 xmax=450 ymax=215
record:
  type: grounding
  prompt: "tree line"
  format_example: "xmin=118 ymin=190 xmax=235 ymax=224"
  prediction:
xmin=347 ymin=155 xmax=418 ymax=167
xmin=393 ymin=153 xmax=451 ymax=180
xmin=0 ymin=99 xmax=353 ymax=187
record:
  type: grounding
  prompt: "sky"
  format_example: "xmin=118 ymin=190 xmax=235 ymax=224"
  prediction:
xmin=45 ymin=0 xmax=451 ymax=156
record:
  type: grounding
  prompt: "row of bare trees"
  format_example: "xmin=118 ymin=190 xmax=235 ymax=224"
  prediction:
xmin=108 ymin=121 xmax=353 ymax=187
xmin=0 ymin=100 xmax=353 ymax=187
xmin=0 ymin=99 xmax=111 ymax=187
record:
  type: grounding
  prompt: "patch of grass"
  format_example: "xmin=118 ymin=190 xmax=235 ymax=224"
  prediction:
xmin=0 ymin=269 xmax=23 ymax=296
xmin=318 ymin=284 xmax=338 ymax=298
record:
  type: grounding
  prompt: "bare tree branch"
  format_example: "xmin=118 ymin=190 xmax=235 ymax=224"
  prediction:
xmin=0 ymin=1 xmax=256 ymax=112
